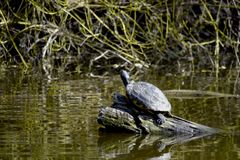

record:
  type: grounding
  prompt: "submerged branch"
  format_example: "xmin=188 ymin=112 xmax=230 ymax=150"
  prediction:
xmin=163 ymin=89 xmax=240 ymax=99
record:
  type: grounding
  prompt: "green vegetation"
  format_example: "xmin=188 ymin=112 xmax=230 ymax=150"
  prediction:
xmin=0 ymin=0 xmax=239 ymax=73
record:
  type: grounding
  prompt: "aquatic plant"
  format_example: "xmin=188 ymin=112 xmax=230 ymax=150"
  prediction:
xmin=0 ymin=0 xmax=239 ymax=73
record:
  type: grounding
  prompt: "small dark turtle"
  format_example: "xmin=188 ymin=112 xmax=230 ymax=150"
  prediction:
xmin=120 ymin=70 xmax=172 ymax=125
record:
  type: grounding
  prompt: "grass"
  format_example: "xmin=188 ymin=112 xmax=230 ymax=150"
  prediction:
xmin=0 ymin=0 xmax=239 ymax=74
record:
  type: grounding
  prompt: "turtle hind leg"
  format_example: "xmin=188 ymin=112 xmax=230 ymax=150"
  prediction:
xmin=155 ymin=113 xmax=166 ymax=125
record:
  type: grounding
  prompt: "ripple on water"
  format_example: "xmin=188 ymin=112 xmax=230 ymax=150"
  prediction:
xmin=0 ymin=69 xmax=239 ymax=159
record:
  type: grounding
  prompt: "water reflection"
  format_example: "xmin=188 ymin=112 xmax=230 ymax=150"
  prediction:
xmin=0 ymin=68 xmax=239 ymax=159
xmin=98 ymin=132 xmax=214 ymax=160
xmin=98 ymin=133 xmax=172 ymax=159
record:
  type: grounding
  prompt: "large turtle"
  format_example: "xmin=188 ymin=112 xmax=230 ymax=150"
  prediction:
xmin=120 ymin=70 xmax=172 ymax=125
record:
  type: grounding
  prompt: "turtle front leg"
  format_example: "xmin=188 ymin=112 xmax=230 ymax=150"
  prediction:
xmin=155 ymin=113 xmax=166 ymax=125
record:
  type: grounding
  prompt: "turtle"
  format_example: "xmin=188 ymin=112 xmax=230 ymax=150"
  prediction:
xmin=120 ymin=70 xmax=172 ymax=125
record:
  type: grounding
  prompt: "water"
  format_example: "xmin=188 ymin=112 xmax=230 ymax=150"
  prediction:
xmin=0 ymin=68 xmax=239 ymax=159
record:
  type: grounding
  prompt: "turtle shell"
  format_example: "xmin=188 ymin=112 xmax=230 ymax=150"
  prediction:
xmin=126 ymin=81 xmax=171 ymax=113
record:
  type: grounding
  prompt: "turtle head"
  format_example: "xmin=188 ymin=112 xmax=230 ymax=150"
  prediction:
xmin=120 ymin=70 xmax=130 ymax=87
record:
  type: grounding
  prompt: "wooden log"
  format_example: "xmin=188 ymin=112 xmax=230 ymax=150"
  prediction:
xmin=97 ymin=107 xmax=218 ymax=135
xmin=97 ymin=94 xmax=220 ymax=135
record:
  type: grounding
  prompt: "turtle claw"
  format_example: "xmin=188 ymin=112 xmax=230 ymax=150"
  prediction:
xmin=156 ymin=114 xmax=166 ymax=125
xmin=156 ymin=119 xmax=163 ymax=125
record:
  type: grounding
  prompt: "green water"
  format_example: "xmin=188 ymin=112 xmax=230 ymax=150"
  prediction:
xmin=0 ymin=68 xmax=239 ymax=159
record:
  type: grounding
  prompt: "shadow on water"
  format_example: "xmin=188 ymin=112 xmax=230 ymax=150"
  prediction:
xmin=0 ymin=68 xmax=239 ymax=159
